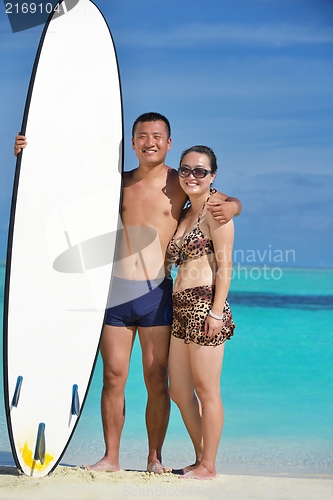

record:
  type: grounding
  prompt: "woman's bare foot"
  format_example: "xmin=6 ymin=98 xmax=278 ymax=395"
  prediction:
xmin=147 ymin=460 xmax=172 ymax=474
xmin=180 ymin=464 xmax=216 ymax=480
xmin=82 ymin=457 xmax=120 ymax=472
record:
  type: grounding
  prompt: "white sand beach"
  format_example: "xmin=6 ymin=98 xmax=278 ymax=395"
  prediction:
xmin=0 ymin=465 xmax=332 ymax=500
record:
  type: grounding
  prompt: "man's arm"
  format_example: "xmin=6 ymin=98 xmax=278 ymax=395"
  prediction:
xmin=206 ymin=192 xmax=242 ymax=224
xmin=14 ymin=134 xmax=28 ymax=156
xmin=225 ymin=196 xmax=242 ymax=217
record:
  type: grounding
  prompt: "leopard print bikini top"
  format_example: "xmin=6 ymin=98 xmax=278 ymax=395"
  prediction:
xmin=168 ymin=189 xmax=216 ymax=267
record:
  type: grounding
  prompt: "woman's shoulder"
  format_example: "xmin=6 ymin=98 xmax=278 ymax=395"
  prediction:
xmin=204 ymin=192 xmax=235 ymax=231
xmin=208 ymin=187 xmax=227 ymax=203
xmin=208 ymin=192 xmax=221 ymax=204
xmin=202 ymin=189 xmax=220 ymax=219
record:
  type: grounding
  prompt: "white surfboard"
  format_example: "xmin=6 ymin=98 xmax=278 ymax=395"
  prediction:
xmin=3 ymin=0 xmax=123 ymax=477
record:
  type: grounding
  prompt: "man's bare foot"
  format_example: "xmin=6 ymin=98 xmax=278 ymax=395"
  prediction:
xmin=147 ymin=461 xmax=172 ymax=474
xmin=180 ymin=464 xmax=216 ymax=480
xmin=82 ymin=457 xmax=120 ymax=472
xmin=181 ymin=461 xmax=200 ymax=475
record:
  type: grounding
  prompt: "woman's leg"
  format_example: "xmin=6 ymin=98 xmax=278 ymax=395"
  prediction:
xmin=168 ymin=335 xmax=203 ymax=468
xmin=183 ymin=342 xmax=225 ymax=479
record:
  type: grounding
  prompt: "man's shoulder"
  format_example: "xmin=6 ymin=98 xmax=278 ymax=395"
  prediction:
xmin=165 ymin=166 xmax=182 ymax=187
xmin=165 ymin=165 xmax=178 ymax=180
xmin=165 ymin=166 xmax=187 ymax=205
xmin=123 ymin=169 xmax=135 ymax=179
xmin=122 ymin=169 xmax=138 ymax=187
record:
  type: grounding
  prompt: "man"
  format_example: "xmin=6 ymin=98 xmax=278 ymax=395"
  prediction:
xmin=14 ymin=112 xmax=241 ymax=473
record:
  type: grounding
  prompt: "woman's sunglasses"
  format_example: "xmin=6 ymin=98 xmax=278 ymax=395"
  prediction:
xmin=178 ymin=166 xmax=212 ymax=179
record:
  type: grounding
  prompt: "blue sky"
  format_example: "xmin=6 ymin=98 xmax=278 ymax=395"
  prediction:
xmin=0 ymin=0 xmax=332 ymax=267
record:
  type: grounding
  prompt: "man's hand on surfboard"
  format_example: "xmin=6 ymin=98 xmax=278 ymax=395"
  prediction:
xmin=14 ymin=134 xmax=27 ymax=156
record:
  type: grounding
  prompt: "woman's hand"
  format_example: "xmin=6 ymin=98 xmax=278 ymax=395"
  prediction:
xmin=204 ymin=314 xmax=222 ymax=337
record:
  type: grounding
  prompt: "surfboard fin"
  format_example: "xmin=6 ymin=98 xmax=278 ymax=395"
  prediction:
xmin=34 ymin=423 xmax=46 ymax=465
xmin=12 ymin=376 xmax=23 ymax=407
xmin=71 ymin=384 xmax=80 ymax=416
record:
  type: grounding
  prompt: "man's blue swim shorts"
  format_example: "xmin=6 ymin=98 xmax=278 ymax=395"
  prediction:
xmin=105 ymin=276 xmax=173 ymax=328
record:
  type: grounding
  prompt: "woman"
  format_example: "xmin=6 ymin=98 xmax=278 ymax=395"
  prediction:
xmin=167 ymin=145 xmax=235 ymax=479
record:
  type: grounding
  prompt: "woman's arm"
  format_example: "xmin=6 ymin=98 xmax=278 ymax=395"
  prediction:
xmin=204 ymin=211 xmax=234 ymax=336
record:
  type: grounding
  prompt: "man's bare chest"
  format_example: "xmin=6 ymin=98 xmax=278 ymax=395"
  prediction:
xmin=121 ymin=181 xmax=176 ymax=225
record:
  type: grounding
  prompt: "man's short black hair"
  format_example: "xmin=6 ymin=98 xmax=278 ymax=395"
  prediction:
xmin=132 ymin=112 xmax=171 ymax=138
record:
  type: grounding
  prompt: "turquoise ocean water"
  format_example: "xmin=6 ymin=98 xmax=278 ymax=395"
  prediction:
xmin=0 ymin=263 xmax=332 ymax=476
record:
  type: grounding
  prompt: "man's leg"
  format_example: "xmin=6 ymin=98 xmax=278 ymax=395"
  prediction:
xmin=83 ymin=324 xmax=136 ymax=471
xmin=138 ymin=325 xmax=171 ymax=473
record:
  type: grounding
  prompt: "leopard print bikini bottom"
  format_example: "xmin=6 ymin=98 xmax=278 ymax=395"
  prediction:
xmin=171 ymin=285 xmax=235 ymax=346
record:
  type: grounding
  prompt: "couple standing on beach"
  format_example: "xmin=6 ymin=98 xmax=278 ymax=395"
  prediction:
xmin=15 ymin=112 xmax=241 ymax=479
